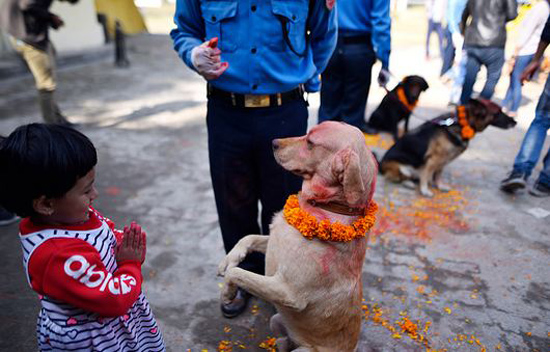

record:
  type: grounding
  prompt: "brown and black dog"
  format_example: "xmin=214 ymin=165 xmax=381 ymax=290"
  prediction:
xmin=380 ymin=98 xmax=516 ymax=197
xmin=366 ymin=75 xmax=429 ymax=140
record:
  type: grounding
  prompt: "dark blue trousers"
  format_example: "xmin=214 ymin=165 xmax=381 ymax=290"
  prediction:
xmin=319 ymin=37 xmax=376 ymax=130
xmin=206 ymin=97 xmax=307 ymax=274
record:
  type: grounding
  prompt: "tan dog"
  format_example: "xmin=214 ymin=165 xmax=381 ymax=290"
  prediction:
xmin=218 ymin=121 xmax=378 ymax=352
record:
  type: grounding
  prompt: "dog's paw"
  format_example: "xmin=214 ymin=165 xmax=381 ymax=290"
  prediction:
xmin=221 ymin=279 xmax=239 ymax=304
xmin=436 ymin=183 xmax=452 ymax=192
xmin=420 ymin=187 xmax=434 ymax=197
xmin=218 ymin=251 xmax=246 ymax=277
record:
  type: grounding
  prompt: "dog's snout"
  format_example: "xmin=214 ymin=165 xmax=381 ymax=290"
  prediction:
xmin=272 ymin=139 xmax=280 ymax=150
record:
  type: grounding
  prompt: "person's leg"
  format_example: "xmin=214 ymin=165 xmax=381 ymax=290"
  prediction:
xmin=207 ymin=100 xmax=264 ymax=274
xmin=340 ymin=42 xmax=376 ymax=131
xmin=509 ymin=54 xmax=534 ymax=113
xmin=440 ymin=27 xmax=455 ymax=76
xmin=256 ymin=99 xmax=308 ymax=235
xmin=511 ymin=111 xmax=550 ymax=177
xmin=450 ymin=51 xmax=467 ymax=104
xmin=502 ymin=76 xmax=550 ymax=192
xmin=530 ymin=146 xmax=550 ymax=196
xmin=479 ymin=47 xmax=505 ymax=100
xmin=460 ymin=47 xmax=482 ymax=104
xmin=319 ymin=42 xmax=345 ymax=123
xmin=13 ymin=40 xmax=70 ymax=124
xmin=426 ymin=19 xmax=434 ymax=58
xmin=435 ymin=22 xmax=445 ymax=59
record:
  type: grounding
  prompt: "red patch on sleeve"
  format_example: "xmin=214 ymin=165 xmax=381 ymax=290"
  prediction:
xmin=326 ymin=0 xmax=335 ymax=10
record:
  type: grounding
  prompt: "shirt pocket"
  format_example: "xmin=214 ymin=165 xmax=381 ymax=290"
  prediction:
xmin=269 ymin=0 xmax=309 ymax=53
xmin=201 ymin=1 xmax=239 ymax=53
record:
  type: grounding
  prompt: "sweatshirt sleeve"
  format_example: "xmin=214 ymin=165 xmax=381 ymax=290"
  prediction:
xmin=29 ymin=238 xmax=143 ymax=317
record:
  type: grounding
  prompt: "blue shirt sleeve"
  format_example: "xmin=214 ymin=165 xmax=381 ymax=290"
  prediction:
xmin=170 ymin=0 xmax=204 ymax=71
xmin=370 ymin=0 xmax=391 ymax=69
xmin=304 ymin=1 xmax=338 ymax=92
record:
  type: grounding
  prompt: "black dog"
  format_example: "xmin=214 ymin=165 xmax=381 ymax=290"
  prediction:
xmin=366 ymin=75 xmax=429 ymax=140
xmin=380 ymin=98 xmax=517 ymax=197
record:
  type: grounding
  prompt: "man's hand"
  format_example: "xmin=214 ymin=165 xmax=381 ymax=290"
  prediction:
xmin=521 ymin=59 xmax=542 ymax=84
xmin=116 ymin=222 xmax=147 ymax=264
xmin=50 ymin=15 xmax=64 ymax=30
xmin=378 ymin=68 xmax=391 ymax=88
xmin=191 ymin=37 xmax=229 ymax=81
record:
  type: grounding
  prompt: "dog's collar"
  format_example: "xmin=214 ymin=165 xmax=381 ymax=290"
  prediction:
xmin=396 ymin=86 xmax=418 ymax=112
xmin=307 ymin=199 xmax=366 ymax=216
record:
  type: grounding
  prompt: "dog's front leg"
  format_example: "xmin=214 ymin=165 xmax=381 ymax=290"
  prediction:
xmin=218 ymin=235 xmax=269 ymax=277
xmin=419 ymin=164 xmax=435 ymax=197
xmin=223 ymin=268 xmax=307 ymax=312
xmin=432 ymin=169 xmax=451 ymax=192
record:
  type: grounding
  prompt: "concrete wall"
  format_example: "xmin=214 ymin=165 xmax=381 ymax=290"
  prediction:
xmin=0 ymin=0 xmax=104 ymax=56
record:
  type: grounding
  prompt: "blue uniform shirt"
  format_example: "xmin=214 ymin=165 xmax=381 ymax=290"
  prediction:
xmin=337 ymin=0 xmax=391 ymax=69
xmin=171 ymin=0 xmax=337 ymax=94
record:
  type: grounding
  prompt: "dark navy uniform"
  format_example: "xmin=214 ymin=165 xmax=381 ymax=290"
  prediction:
xmin=318 ymin=0 xmax=391 ymax=131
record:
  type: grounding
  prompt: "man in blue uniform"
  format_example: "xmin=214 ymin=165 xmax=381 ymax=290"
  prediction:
xmin=171 ymin=0 xmax=337 ymax=318
xmin=318 ymin=0 xmax=391 ymax=132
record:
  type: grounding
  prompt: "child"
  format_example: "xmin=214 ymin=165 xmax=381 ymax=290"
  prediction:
xmin=0 ymin=124 xmax=166 ymax=351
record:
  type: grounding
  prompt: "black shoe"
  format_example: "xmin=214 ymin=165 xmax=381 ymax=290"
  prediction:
xmin=361 ymin=125 xmax=379 ymax=135
xmin=529 ymin=181 xmax=550 ymax=197
xmin=0 ymin=208 xmax=19 ymax=226
xmin=500 ymin=171 xmax=527 ymax=193
xmin=221 ymin=288 xmax=250 ymax=318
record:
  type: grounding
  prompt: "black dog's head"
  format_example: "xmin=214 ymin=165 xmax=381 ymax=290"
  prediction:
xmin=401 ymin=75 xmax=429 ymax=104
xmin=467 ymin=98 xmax=517 ymax=132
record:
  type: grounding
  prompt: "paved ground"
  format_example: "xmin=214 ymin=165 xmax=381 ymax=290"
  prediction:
xmin=0 ymin=7 xmax=549 ymax=352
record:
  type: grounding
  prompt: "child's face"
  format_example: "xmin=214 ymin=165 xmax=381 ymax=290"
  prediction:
xmin=50 ymin=168 xmax=98 ymax=225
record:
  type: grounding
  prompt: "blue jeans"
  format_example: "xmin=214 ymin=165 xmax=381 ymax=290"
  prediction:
xmin=207 ymin=97 xmax=307 ymax=274
xmin=426 ymin=19 xmax=444 ymax=58
xmin=440 ymin=27 xmax=455 ymax=76
xmin=512 ymin=75 xmax=550 ymax=186
xmin=502 ymin=54 xmax=534 ymax=113
xmin=319 ymin=36 xmax=376 ymax=130
xmin=460 ymin=46 xmax=505 ymax=104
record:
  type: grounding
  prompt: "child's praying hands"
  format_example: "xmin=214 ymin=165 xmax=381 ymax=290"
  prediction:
xmin=117 ymin=222 xmax=147 ymax=264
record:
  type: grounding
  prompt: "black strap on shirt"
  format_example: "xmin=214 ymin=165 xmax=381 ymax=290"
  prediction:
xmin=275 ymin=0 xmax=316 ymax=57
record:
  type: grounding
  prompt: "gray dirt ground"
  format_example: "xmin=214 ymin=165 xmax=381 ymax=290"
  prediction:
xmin=0 ymin=7 xmax=549 ymax=352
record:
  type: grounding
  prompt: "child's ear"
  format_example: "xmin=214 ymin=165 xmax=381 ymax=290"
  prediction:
xmin=33 ymin=195 xmax=55 ymax=216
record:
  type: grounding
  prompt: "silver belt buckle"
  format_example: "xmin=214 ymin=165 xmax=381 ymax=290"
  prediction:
xmin=244 ymin=94 xmax=270 ymax=108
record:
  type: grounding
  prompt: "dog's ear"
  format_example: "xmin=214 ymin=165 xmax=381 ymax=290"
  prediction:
xmin=332 ymin=147 xmax=365 ymax=205
xmin=468 ymin=98 xmax=487 ymax=118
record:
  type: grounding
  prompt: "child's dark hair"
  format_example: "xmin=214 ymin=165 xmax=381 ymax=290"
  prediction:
xmin=0 ymin=123 xmax=97 ymax=217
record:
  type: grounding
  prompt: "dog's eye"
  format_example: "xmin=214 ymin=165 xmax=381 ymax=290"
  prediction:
xmin=306 ymin=140 xmax=314 ymax=150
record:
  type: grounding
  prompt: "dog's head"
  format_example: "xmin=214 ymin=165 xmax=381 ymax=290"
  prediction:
xmin=273 ymin=121 xmax=377 ymax=207
xmin=401 ymin=75 xmax=429 ymax=103
xmin=467 ymin=98 xmax=517 ymax=132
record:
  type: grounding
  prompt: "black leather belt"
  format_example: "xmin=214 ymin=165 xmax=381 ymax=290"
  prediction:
xmin=207 ymin=85 xmax=304 ymax=108
xmin=341 ymin=34 xmax=371 ymax=45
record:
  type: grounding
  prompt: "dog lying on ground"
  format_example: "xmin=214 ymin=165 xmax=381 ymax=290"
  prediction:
xmin=218 ymin=121 xmax=378 ymax=352
xmin=365 ymin=75 xmax=429 ymax=140
xmin=380 ymin=98 xmax=516 ymax=197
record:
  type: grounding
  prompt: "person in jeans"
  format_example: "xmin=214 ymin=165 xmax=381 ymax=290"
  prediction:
xmin=502 ymin=0 xmax=550 ymax=117
xmin=500 ymin=15 xmax=550 ymax=197
xmin=318 ymin=0 xmax=391 ymax=132
xmin=0 ymin=0 xmax=79 ymax=125
xmin=459 ymin=0 xmax=518 ymax=105
xmin=425 ymin=0 xmax=446 ymax=61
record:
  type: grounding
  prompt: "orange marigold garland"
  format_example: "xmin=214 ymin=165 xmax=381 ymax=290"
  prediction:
xmin=457 ymin=105 xmax=475 ymax=140
xmin=283 ymin=194 xmax=378 ymax=242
